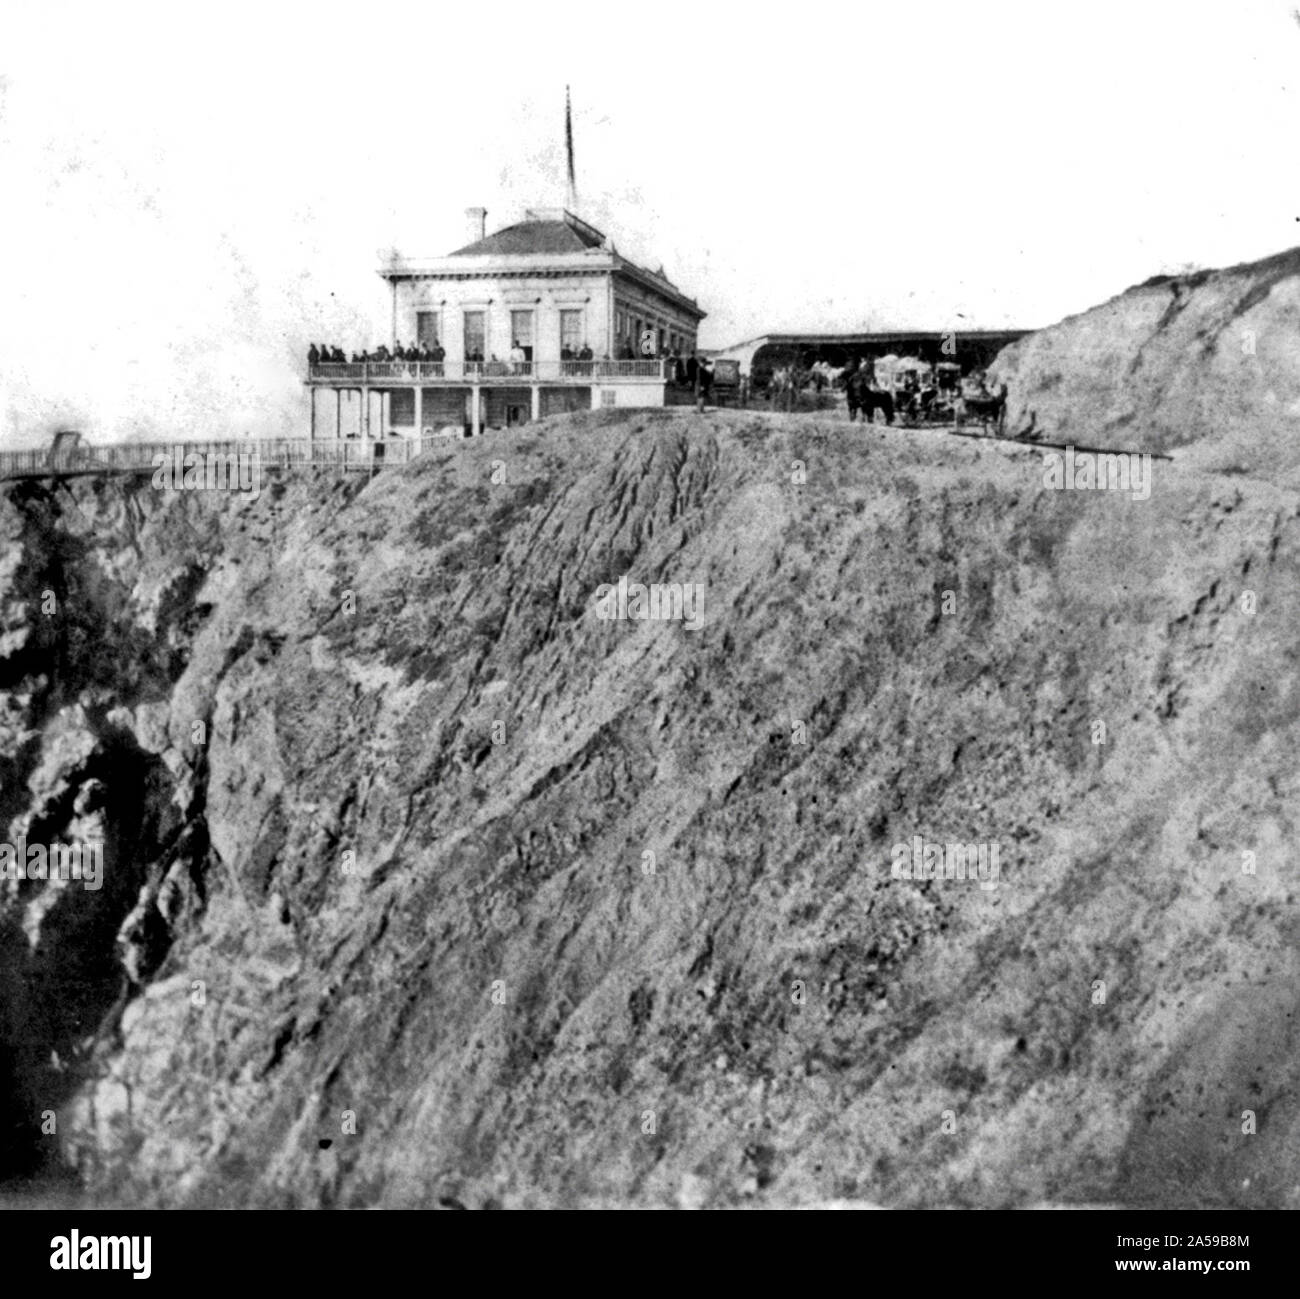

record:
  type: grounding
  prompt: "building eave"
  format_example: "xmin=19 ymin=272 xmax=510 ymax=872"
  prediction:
xmin=612 ymin=259 xmax=706 ymax=321
xmin=720 ymin=328 xmax=1037 ymax=350
xmin=380 ymin=250 xmax=616 ymax=280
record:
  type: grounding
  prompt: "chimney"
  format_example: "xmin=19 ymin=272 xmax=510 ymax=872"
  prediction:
xmin=465 ymin=207 xmax=487 ymax=244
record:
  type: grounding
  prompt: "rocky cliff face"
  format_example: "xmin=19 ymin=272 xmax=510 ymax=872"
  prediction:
xmin=1 ymin=394 xmax=1299 ymax=1208
xmin=992 ymin=246 xmax=1300 ymax=483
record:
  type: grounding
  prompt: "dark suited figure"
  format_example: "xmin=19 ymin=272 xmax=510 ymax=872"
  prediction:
xmin=695 ymin=358 xmax=714 ymax=412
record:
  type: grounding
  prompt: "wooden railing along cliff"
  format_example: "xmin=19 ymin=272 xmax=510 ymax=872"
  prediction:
xmin=0 ymin=436 xmax=436 ymax=483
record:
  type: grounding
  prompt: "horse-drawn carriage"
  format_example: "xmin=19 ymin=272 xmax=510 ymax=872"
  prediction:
xmin=846 ymin=356 xmax=1007 ymax=434
xmin=870 ymin=356 xmax=969 ymax=427
xmin=844 ymin=354 xmax=948 ymax=426
xmin=756 ymin=345 xmax=1009 ymax=435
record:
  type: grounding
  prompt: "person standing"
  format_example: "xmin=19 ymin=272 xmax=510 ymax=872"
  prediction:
xmin=695 ymin=357 xmax=714 ymax=413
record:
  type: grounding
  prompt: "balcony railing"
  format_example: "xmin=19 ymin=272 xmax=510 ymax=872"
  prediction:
xmin=308 ymin=359 xmax=669 ymax=383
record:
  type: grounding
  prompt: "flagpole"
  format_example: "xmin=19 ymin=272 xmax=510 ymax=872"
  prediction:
xmin=565 ymin=85 xmax=577 ymax=212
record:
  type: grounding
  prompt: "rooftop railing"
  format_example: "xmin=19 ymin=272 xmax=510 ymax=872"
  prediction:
xmin=308 ymin=359 xmax=669 ymax=383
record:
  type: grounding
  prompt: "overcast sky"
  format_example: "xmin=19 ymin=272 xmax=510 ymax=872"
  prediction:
xmin=3 ymin=0 xmax=1300 ymax=443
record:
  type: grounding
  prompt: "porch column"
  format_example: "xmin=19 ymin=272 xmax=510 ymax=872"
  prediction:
xmin=309 ymin=388 xmax=316 ymax=441
xmin=336 ymin=390 xmax=342 ymax=439
xmin=471 ymin=383 xmax=481 ymax=437
xmin=363 ymin=387 xmax=371 ymax=438
xmin=414 ymin=385 xmax=423 ymax=438
xmin=530 ymin=384 xmax=541 ymax=422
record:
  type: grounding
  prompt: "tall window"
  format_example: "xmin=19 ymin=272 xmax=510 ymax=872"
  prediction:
xmin=416 ymin=311 xmax=441 ymax=348
xmin=464 ymin=311 xmax=486 ymax=361
xmin=560 ymin=310 xmax=583 ymax=355
xmin=510 ymin=310 xmax=534 ymax=360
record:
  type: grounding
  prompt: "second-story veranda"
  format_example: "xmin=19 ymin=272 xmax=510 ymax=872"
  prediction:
xmin=307 ymin=357 xmax=677 ymax=438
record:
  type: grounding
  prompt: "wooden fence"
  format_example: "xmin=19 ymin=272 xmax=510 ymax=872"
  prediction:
xmin=0 ymin=436 xmax=442 ymax=483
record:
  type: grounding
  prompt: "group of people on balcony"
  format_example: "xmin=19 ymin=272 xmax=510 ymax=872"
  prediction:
xmin=308 ymin=338 xmax=695 ymax=376
xmin=310 ymin=343 xmax=349 ymax=364
xmin=309 ymin=341 xmax=447 ymax=367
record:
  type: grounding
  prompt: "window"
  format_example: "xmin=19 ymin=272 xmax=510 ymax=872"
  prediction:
xmin=463 ymin=311 xmax=486 ymax=361
xmin=416 ymin=311 xmax=441 ymax=348
xmin=600 ymin=389 xmax=617 ymax=408
xmin=560 ymin=310 xmax=583 ymax=355
xmin=510 ymin=310 xmax=534 ymax=359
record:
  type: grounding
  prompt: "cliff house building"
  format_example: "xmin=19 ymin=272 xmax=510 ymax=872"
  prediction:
xmin=307 ymin=206 xmax=706 ymax=438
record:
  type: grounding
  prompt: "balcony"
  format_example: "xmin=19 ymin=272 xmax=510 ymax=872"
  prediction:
xmin=307 ymin=359 xmax=669 ymax=385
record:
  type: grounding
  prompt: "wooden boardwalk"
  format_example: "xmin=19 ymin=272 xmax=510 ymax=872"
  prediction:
xmin=0 ymin=436 xmax=439 ymax=483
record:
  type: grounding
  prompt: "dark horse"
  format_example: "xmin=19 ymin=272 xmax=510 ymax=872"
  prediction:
xmin=958 ymin=382 xmax=1008 ymax=436
xmin=846 ymin=369 xmax=894 ymax=424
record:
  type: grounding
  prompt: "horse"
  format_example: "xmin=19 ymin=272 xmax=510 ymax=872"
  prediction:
xmin=807 ymin=360 xmax=844 ymax=392
xmin=768 ymin=365 xmax=808 ymax=412
xmin=846 ymin=369 xmax=895 ymax=424
xmin=957 ymin=382 xmax=1008 ymax=436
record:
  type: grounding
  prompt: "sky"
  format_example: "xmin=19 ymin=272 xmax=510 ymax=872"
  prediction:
xmin=3 ymin=0 xmax=1300 ymax=444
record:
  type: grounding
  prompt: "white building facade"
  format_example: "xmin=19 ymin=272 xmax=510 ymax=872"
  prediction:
xmin=308 ymin=207 xmax=706 ymax=437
